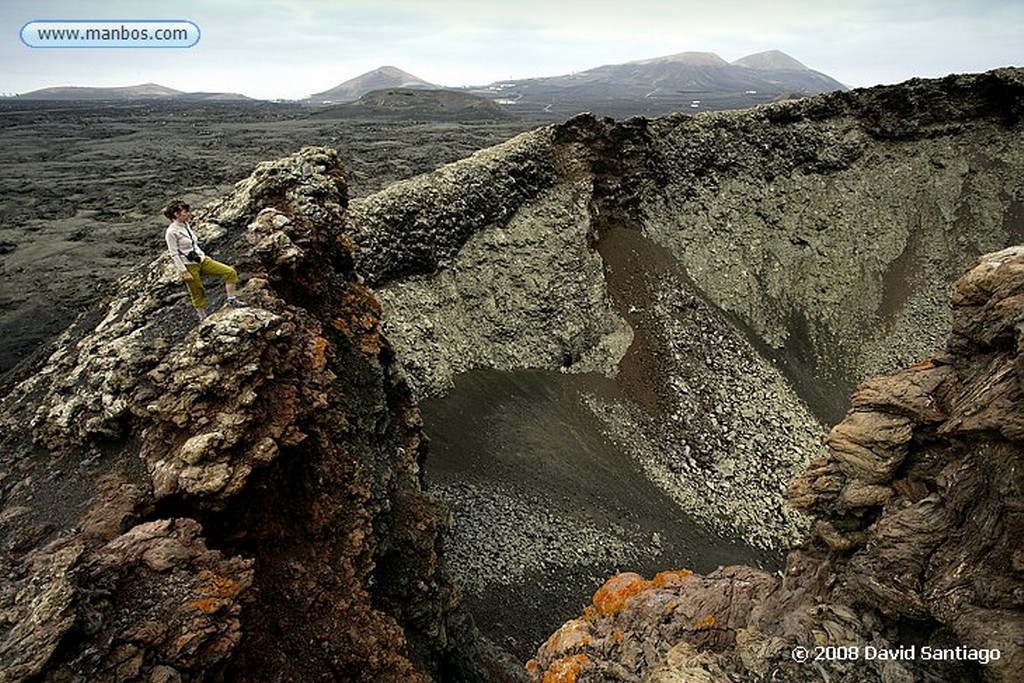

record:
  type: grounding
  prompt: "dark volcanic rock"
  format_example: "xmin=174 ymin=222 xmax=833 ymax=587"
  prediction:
xmin=0 ymin=147 xmax=506 ymax=682
xmin=0 ymin=101 xmax=540 ymax=378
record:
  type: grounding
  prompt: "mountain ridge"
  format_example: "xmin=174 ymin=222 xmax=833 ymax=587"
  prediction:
xmin=15 ymin=48 xmax=843 ymax=113
xmin=308 ymin=65 xmax=439 ymax=104
xmin=466 ymin=48 xmax=848 ymax=118
xmin=628 ymin=51 xmax=731 ymax=67
xmin=732 ymin=48 xmax=811 ymax=70
xmin=17 ymin=82 xmax=252 ymax=101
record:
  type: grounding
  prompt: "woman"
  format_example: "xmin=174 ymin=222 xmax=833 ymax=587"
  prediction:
xmin=163 ymin=199 xmax=240 ymax=320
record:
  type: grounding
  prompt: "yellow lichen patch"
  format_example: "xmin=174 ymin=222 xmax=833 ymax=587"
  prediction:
xmin=694 ymin=614 xmax=716 ymax=630
xmin=592 ymin=572 xmax=650 ymax=616
xmin=190 ymin=570 xmax=243 ymax=614
xmin=542 ymin=654 xmax=589 ymax=683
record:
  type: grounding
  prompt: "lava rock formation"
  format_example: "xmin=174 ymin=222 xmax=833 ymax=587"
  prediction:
xmin=0 ymin=149 xmax=511 ymax=682
xmin=526 ymin=245 xmax=1024 ymax=681
xmin=1 ymin=68 xmax=1023 ymax=682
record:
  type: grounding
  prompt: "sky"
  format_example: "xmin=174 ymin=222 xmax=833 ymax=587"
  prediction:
xmin=4 ymin=0 xmax=1022 ymax=100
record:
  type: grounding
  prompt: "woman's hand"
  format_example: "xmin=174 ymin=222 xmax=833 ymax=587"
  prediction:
xmin=181 ymin=271 xmax=194 ymax=282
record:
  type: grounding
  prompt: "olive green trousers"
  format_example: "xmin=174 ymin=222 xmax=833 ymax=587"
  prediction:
xmin=183 ymin=257 xmax=238 ymax=309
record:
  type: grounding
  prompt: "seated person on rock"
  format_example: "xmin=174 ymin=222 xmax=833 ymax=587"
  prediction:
xmin=162 ymin=199 xmax=241 ymax=321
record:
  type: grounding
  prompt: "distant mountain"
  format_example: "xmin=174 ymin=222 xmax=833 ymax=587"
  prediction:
xmin=466 ymin=49 xmax=848 ymax=119
xmin=17 ymin=83 xmax=251 ymax=101
xmin=18 ymin=83 xmax=182 ymax=100
xmin=731 ymin=49 xmax=810 ymax=71
xmin=631 ymin=51 xmax=731 ymax=67
xmin=173 ymin=92 xmax=255 ymax=102
xmin=308 ymin=66 xmax=440 ymax=104
xmin=312 ymin=88 xmax=512 ymax=121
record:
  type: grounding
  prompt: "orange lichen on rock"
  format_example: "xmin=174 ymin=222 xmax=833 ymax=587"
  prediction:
xmin=309 ymin=335 xmax=330 ymax=371
xmin=593 ymin=572 xmax=650 ymax=616
xmin=652 ymin=569 xmax=693 ymax=588
xmin=547 ymin=619 xmax=591 ymax=652
xmin=190 ymin=570 xmax=243 ymax=614
xmin=332 ymin=284 xmax=383 ymax=355
xmin=592 ymin=569 xmax=692 ymax=617
xmin=542 ymin=654 xmax=589 ymax=683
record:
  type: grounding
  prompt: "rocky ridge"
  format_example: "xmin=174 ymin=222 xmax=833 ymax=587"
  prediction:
xmin=0 ymin=148 xmax=510 ymax=682
xmin=526 ymin=244 xmax=1024 ymax=682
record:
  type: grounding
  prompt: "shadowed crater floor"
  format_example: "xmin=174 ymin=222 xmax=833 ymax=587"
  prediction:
xmin=420 ymin=368 xmax=781 ymax=660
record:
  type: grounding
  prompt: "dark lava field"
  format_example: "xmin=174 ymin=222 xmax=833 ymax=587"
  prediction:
xmin=0 ymin=100 xmax=541 ymax=376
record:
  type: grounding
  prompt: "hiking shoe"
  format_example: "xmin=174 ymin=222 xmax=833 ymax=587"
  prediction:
xmin=224 ymin=297 xmax=245 ymax=308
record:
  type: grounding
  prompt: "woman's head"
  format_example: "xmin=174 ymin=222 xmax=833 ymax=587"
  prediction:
xmin=162 ymin=199 xmax=191 ymax=221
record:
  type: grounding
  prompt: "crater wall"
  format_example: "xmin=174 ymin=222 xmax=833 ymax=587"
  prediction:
xmin=347 ymin=69 xmax=1024 ymax=554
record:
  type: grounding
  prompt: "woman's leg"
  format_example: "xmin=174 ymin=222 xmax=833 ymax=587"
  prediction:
xmin=199 ymin=258 xmax=239 ymax=300
xmin=184 ymin=264 xmax=208 ymax=317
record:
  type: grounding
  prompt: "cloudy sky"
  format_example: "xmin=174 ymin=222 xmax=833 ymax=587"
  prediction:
xmin=5 ymin=0 xmax=1021 ymax=99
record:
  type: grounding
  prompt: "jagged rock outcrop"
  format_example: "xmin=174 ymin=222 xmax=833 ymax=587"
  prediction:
xmin=526 ymin=246 xmax=1024 ymax=681
xmin=0 ymin=148 xmax=509 ymax=682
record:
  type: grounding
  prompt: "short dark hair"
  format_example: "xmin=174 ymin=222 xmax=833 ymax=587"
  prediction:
xmin=162 ymin=199 xmax=190 ymax=220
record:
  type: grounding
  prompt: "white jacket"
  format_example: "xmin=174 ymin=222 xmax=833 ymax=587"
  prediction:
xmin=165 ymin=221 xmax=206 ymax=272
